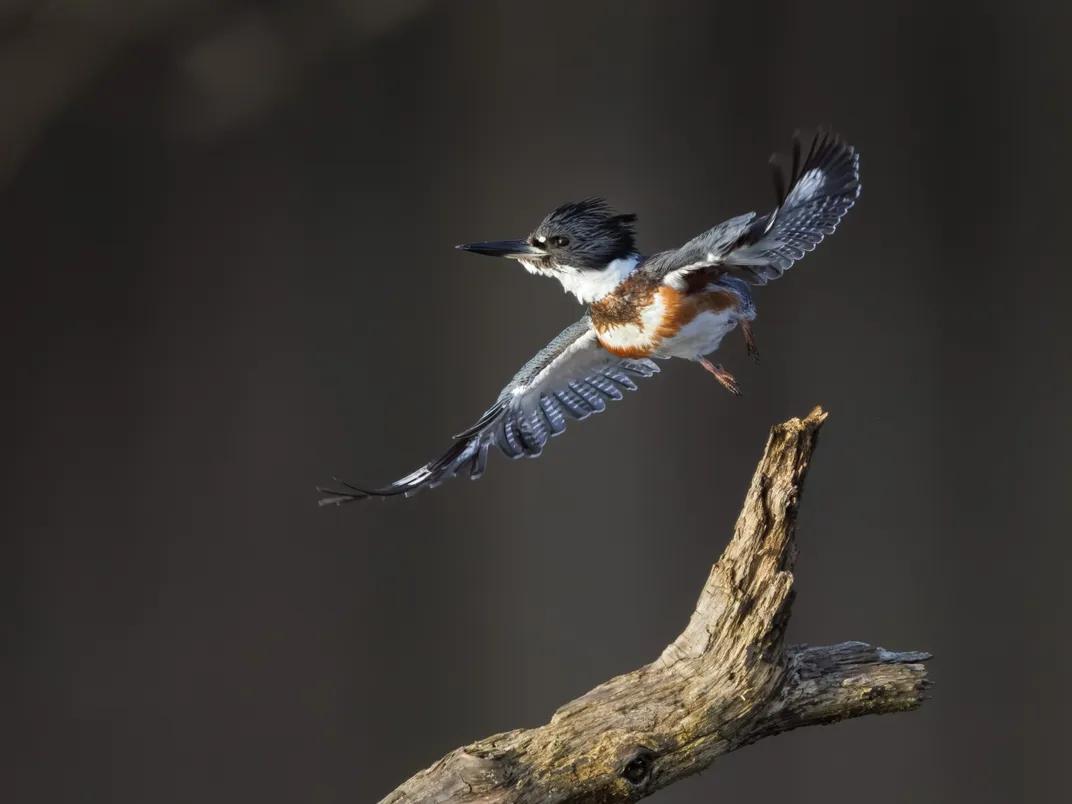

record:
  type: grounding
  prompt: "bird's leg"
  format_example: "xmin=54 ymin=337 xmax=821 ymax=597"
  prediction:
xmin=697 ymin=356 xmax=741 ymax=396
xmin=741 ymin=320 xmax=760 ymax=364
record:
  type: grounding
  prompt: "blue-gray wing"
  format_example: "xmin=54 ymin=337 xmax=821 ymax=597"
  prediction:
xmin=641 ymin=212 xmax=760 ymax=279
xmin=643 ymin=131 xmax=860 ymax=285
xmin=318 ymin=316 xmax=660 ymax=504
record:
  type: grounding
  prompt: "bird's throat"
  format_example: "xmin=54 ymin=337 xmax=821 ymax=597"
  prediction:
xmin=551 ymin=255 xmax=640 ymax=304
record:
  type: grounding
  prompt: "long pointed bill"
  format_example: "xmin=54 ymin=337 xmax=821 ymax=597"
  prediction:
xmin=455 ymin=240 xmax=546 ymax=259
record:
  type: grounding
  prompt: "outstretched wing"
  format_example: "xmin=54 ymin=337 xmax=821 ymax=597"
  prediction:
xmin=318 ymin=317 xmax=660 ymax=504
xmin=643 ymin=131 xmax=860 ymax=285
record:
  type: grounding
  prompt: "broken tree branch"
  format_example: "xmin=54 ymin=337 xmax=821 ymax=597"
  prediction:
xmin=381 ymin=407 xmax=931 ymax=803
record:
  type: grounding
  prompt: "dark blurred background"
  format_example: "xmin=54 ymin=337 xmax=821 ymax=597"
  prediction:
xmin=2 ymin=1 xmax=1070 ymax=802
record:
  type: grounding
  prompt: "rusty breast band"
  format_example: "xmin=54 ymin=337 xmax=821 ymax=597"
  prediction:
xmin=590 ymin=274 xmax=737 ymax=358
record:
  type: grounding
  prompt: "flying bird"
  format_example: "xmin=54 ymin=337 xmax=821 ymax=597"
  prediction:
xmin=319 ymin=131 xmax=860 ymax=504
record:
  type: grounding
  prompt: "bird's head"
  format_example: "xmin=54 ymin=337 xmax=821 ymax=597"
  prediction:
xmin=457 ymin=198 xmax=639 ymax=303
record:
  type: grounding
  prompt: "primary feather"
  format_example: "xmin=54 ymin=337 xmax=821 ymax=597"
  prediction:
xmin=317 ymin=316 xmax=659 ymax=504
xmin=642 ymin=131 xmax=860 ymax=285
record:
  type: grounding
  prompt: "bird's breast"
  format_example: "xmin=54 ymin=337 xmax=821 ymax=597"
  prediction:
xmin=592 ymin=282 xmax=740 ymax=358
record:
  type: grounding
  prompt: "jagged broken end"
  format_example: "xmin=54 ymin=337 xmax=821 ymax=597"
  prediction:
xmin=776 ymin=642 xmax=933 ymax=731
xmin=662 ymin=405 xmax=831 ymax=668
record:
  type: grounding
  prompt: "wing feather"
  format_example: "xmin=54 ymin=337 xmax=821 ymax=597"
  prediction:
xmin=642 ymin=131 xmax=860 ymax=286
xmin=318 ymin=316 xmax=659 ymax=504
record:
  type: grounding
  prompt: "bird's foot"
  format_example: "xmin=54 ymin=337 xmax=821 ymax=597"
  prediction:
xmin=741 ymin=320 xmax=760 ymax=364
xmin=697 ymin=357 xmax=741 ymax=396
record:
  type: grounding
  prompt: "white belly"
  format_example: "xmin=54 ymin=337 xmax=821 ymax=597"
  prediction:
xmin=596 ymin=292 xmax=669 ymax=354
xmin=656 ymin=309 xmax=738 ymax=358
xmin=598 ymin=322 xmax=656 ymax=353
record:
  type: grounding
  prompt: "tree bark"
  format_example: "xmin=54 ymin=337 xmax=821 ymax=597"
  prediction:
xmin=382 ymin=407 xmax=931 ymax=803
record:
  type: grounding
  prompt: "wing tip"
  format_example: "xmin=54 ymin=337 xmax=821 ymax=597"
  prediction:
xmin=771 ymin=127 xmax=860 ymax=206
xmin=316 ymin=483 xmax=370 ymax=506
xmin=316 ymin=476 xmax=412 ymax=505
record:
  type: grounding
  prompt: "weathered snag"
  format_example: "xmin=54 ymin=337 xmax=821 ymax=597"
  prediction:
xmin=382 ymin=407 xmax=930 ymax=803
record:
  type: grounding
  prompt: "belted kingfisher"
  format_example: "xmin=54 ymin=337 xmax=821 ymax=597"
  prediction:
xmin=319 ymin=131 xmax=860 ymax=504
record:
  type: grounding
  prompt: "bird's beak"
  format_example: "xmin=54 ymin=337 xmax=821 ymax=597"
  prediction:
xmin=455 ymin=240 xmax=546 ymax=259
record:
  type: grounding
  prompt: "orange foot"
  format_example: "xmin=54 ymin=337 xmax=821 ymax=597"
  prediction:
xmin=741 ymin=320 xmax=760 ymax=364
xmin=697 ymin=356 xmax=741 ymax=396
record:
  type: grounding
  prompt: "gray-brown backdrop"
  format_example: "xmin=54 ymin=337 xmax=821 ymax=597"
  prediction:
xmin=3 ymin=1 xmax=1070 ymax=802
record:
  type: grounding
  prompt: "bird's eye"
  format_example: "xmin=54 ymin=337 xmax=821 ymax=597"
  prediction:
xmin=548 ymin=235 xmax=570 ymax=248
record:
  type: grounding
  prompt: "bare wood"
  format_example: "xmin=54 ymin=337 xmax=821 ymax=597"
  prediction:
xmin=382 ymin=408 xmax=930 ymax=803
